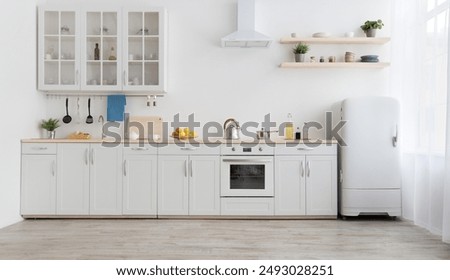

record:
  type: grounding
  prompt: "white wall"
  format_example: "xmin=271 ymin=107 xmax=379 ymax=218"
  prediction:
xmin=44 ymin=0 xmax=391 ymax=139
xmin=0 ymin=1 xmax=46 ymax=229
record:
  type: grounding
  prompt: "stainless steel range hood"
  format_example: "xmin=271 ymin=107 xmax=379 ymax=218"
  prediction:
xmin=221 ymin=0 xmax=272 ymax=48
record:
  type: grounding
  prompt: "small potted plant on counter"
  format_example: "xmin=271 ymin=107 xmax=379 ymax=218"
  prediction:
xmin=292 ymin=43 xmax=309 ymax=62
xmin=41 ymin=118 xmax=60 ymax=139
xmin=360 ymin=19 xmax=384 ymax=37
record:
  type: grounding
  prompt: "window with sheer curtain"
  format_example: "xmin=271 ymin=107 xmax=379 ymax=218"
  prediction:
xmin=391 ymin=0 xmax=450 ymax=244
xmin=421 ymin=0 xmax=448 ymax=154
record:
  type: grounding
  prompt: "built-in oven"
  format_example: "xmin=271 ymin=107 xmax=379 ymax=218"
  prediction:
xmin=221 ymin=144 xmax=274 ymax=197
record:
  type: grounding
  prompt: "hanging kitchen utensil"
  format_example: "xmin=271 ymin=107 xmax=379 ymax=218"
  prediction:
xmin=76 ymin=97 xmax=81 ymax=124
xmin=62 ymin=98 xmax=72 ymax=124
xmin=86 ymin=98 xmax=93 ymax=124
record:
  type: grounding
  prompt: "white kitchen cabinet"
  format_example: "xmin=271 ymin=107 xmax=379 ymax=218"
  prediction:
xmin=122 ymin=8 xmax=167 ymax=92
xmin=38 ymin=4 xmax=167 ymax=93
xmin=56 ymin=144 xmax=90 ymax=215
xmin=158 ymin=156 xmax=189 ymax=215
xmin=305 ymin=156 xmax=337 ymax=215
xmin=89 ymin=144 xmax=123 ymax=215
xmin=80 ymin=8 xmax=122 ymax=91
xmin=158 ymin=145 xmax=221 ymax=216
xmin=122 ymin=145 xmax=157 ymax=215
xmin=56 ymin=143 xmax=122 ymax=215
xmin=38 ymin=6 xmax=81 ymax=91
xmin=189 ymin=156 xmax=220 ymax=215
xmin=21 ymin=144 xmax=57 ymax=216
xmin=274 ymin=156 xmax=306 ymax=215
xmin=275 ymin=144 xmax=337 ymax=216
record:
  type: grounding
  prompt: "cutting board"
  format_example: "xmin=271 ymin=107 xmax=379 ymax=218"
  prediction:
xmin=129 ymin=116 xmax=163 ymax=139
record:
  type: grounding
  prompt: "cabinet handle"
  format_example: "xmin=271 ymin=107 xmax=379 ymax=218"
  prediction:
xmin=91 ymin=148 xmax=94 ymax=165
xmin=307 ymin=161 xmax=311 ymax=177
xmin=76 ymin=69 xmax=79 ymax=85
xmin=123 ymin=70 xmax=127 ymax=85
xmin=340 ymin=169 xmax=343 ymax=184
xmin=32 ymin=147 xmax=48 ymax=150
xmin=131 ymin=147 xmax=149 ymax=151
xmin=84 ymin=148 xmax=88 ymax=165
xmin=52 ymin=160 xmax=56 ymax=176
xmin=301 ymin=161 xmax=305 ymax=177
xmin=184 ymin=159 xmax=188 ymax=177
xmin=190 ymin=160 xmax=193 ymax=177
xmin=123 ymin=160 xmax=127 ymax=176
xmin=297 ymin=147 xmax=314 ymax=151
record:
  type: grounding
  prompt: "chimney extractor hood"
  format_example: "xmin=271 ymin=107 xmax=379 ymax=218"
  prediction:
xmin=221 ymin=0 xmax=272 ymax=48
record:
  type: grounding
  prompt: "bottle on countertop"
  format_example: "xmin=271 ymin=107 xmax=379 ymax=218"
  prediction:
xmin=94 ymin=43 xmax=100 ymax=60
xmin=285 ymin=113 xmax=294 ymax=140
xmin=295 ymin=127 xmax=301 ymax=140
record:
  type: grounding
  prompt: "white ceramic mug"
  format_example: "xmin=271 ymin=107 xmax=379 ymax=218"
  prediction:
xmin=128 ymin=54 xmax=134 ymax=60
xmin=345 ymin=32 xmax=354 ymax=37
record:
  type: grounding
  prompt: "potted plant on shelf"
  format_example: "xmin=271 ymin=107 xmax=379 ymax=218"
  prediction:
xmin=41 ymin=118 xmax=60 ymax=139
xmin=292 ymin=43 xmax=309 ymax=62
xmin=360 ymin=19 xmax=384 ymax=37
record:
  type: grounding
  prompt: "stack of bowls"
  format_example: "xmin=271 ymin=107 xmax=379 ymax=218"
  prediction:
xmin=361 ymin=55 xmax=379 ymax=63
xmin=345 ymin=52 xmax=355 ymax=62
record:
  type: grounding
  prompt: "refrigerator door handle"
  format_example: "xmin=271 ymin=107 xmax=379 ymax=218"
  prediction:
xmin=392 ymin=125 xmax=398 ymax=147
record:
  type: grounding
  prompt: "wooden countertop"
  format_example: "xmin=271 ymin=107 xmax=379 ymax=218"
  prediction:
xmin=22 ymin=137 xmax=338 ymax=145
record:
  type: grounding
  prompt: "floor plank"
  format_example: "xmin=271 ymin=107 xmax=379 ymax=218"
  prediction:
xmin=0 ymin=218 xmax=449 ymax=260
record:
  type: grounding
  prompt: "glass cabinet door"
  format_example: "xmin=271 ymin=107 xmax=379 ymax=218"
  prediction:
xmin=123 ymin=9 xmax=165 ymax=92
xmin=39 ymin=9 xmax=80 ymax=91
xmin=81 ymin=10 xmax=121 ymax=90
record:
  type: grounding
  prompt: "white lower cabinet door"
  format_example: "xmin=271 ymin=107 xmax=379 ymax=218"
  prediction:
xmin=189 ymin=156 xmax=220 ymax=215
xmin=21 ymin=155 xmax=57 ymax=215
xmin=57 ymin=144 xmax=90 ymax=215
xmin=123 ymin=154 xmax=157 ymax=215
xmin=158 ymin=156 xmax=189 ymax=215
xmin=89 ymin=144 xmax=123 ymax=215
xmin=275 ymin=156 xmax=306 ymax=215
xmin=305 ymin=156 xmax=337 ymax=216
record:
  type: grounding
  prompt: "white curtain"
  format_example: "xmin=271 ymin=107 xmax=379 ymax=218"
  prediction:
xmin=392 ymin=0 xmax=450 ymax=243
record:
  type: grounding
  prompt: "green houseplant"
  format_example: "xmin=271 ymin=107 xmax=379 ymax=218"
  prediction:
xmin=360 ymin=19 xmax=384 ymax=37
xmin=41 ymin=118 xmax=60 ymax=139
xmin=292 ymin=43 xmax=310 ymax=62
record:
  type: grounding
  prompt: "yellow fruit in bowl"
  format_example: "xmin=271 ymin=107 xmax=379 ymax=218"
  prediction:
xmin=184 ymin=127 xmax=190 ymax=135
xmin=179 ymin=131 xmax=186 ymax=138
xmin=189 ymin=131 xmax=197 ymax=138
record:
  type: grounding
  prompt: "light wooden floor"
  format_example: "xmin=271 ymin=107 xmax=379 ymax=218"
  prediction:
xmin=0 ymin=218 xmax=449 ymax=260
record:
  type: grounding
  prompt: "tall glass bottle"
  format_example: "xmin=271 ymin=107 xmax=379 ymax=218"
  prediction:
xmin=285 ymin=113 xmax=294 ymax=140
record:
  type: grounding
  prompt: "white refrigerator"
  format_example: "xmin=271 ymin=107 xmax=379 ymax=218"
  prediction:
xmin=340 ymin=96 xmax=402 ymax=217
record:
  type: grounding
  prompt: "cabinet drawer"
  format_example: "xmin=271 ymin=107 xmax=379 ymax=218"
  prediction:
xmin=123 ymin=144 xmax=157 ymax=155
xmin=22 ymin=143 xmax=57 ymax=154
xmin=275 ymin=143 xmax=337 ymax=155
xmin=221 ymin=198 xmax=274 ymax=216
xmin=158 ymin=144 xmax=220 ymax=155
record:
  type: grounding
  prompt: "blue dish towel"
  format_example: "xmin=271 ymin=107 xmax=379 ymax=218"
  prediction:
xmin=107 ymin=95 xmax=127 ymax=121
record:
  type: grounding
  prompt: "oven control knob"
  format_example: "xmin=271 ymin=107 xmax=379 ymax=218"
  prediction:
xmin=231 ymin=147 xmax=236 ymax=152
xmin=259 ymin=147 xmax=263 ymax=152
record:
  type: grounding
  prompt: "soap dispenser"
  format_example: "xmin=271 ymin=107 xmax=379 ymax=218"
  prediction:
xmin=285 ymin=113 xmax=294 ymax=140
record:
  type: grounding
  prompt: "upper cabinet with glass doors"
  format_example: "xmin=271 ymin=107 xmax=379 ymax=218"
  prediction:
xmin=38 ymin=7 xmax=80 ymax=91
xmin=122 ymin=8 xmax=166 ymax=92
xmin=38 ymin=5 xmax=167 ymax=94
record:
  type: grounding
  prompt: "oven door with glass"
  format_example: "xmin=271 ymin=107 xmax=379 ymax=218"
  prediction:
xmin=221 ymin=156 xmax=274 ymax=197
